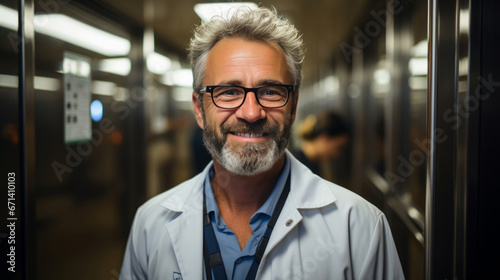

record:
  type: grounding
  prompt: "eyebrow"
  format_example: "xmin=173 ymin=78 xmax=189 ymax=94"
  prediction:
xmin=218 ymin=79 xmax=286 ymax=86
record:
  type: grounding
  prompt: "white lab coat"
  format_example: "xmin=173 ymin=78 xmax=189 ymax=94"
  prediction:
xmin=120 ymin=150 xmax=404 ymax=280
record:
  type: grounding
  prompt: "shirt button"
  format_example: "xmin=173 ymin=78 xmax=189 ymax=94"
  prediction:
xmin=286 ymin=219 xmax=293 ymax=227
xmin=235 ymin=258 xmax=242 ymax=264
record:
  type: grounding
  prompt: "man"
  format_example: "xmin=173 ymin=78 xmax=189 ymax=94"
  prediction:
xmin=120 ymin=6 xmax=404 ymax=280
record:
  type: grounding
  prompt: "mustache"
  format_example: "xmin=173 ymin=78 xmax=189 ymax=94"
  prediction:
xmin=220 ymin=119 xmax=280 ymax=136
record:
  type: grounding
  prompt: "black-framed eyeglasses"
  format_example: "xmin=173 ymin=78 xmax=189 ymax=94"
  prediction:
xmin=199 ymin=84 xmax=296 ymax=109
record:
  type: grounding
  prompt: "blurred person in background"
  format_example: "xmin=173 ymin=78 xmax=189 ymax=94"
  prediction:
xmin=294 ymin=111 xmax=349 ymax=176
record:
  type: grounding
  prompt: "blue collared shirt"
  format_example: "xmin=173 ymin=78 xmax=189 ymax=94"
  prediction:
xmin=204 ymin=155 xmax=291 ymax=280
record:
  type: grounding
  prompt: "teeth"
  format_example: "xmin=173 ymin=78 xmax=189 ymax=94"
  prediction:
xmin=234 ymin=132 xmax=264 ymax=138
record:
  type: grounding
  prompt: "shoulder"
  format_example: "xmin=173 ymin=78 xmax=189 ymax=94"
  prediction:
xmin=122 ymin=172 xmax=207 ymax=278
xmin=324 ymin=181 xmax=384 ymax=232
xmin=287 ymin=150 xmax=382 ymax=223
xmin=328 ymin=181 xmax=381 ymax=215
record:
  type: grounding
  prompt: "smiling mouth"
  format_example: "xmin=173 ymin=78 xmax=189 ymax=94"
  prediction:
xmin=232 ymin=132 xmax=266 ymax=138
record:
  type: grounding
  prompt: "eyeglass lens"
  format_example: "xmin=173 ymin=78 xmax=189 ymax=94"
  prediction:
xmin=212 ymin=86 xmax=288 ymax=108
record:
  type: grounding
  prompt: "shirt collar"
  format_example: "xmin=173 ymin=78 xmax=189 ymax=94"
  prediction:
xmin=204 ymin=154 xmax=291 ymax=225
xmin=204 ymin=166 xmax=221 ymax=225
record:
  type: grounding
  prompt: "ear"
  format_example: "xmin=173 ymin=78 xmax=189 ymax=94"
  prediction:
xmin=192 ymin=92 xmax=205 ymax=129
xmin=290 ymin=90 xmax=299 ymax=124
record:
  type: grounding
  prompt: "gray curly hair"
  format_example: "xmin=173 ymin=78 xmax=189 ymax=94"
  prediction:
xmin=188 ymin=6 xmax=305 ymax=93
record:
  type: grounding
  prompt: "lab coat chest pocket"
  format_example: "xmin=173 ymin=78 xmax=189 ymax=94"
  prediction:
xmin=261 ymin=210 xmax=354 ymax=280
xmin=261 ymin=225 xmax=304 ymax=280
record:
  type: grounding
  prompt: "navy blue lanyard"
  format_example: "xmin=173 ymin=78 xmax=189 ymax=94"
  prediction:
xmin=203 ymin=171 xmax=291 ymax=280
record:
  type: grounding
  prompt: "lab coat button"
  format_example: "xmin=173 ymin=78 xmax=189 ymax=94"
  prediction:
xmin=286 ymin=219 xmax=293 ymax=227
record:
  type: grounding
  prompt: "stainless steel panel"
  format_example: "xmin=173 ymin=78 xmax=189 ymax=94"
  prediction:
xmin=426 ymin=0 xmax=460 ymax=278
xmin=425 ymin=0 xmax=437 ymax=278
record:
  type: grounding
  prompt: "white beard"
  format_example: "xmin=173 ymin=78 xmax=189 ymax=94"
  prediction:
xmin=201 ymin=113 xmax=292 ymax=176
xmin=218 ymin=140 xmax=280 ymax=176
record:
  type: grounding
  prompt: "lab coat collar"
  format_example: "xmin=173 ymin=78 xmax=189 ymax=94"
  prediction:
xmin=158 ymin=150 xmax=337 ymax=279
xmin=160 ymin=150 xmax=337 ymax=212
xmin=259 ymin=150 xmax=337 ymax=278
xmin=286 ymin=149 xmax=337 ymax=209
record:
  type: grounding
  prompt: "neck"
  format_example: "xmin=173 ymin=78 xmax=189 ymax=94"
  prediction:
xmin=211 ymin=155 xmax=285 ymax=214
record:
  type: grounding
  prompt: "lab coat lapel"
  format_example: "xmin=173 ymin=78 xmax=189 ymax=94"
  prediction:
xmin=263 ymin=199 xmax=303 ymax=256
xmin=165 ymin=177 xmax=205 ymax=280
xmin=258 ymin=152 xmax=337 ymax=277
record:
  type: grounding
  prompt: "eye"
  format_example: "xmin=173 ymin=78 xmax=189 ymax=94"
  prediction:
xmin=221 ymin=89 xmax=237 ymax=96
xmin=262 ymin=89 xmax=280 ymax=96
xmin=258 ymin=86 xmax=287 ymax=99
xmin=213 ymin=87 xmax=244 ymax=99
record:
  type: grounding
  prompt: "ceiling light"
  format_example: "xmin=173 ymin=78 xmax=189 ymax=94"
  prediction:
xmin=35 ymin=76 xmax=60 ymax=91
xmin=63 ymin=55 xmax=91 ymax=77
xmin=92 ymin=80 xmax=117 ymax=96
xmin=409 ymin=58 xmax=428 ymax=76
xmin=373 ymin=69 xmax=390 ymax=85
xmin=34 ymin=14 xmax=130 ymax=56
xmin=0 ymin=74 xmax=60 ymax=91
xmin=98 ymin=58 xmax=131 ymax=76
xmin=323 ymin=75 xmax=339 ymax=94
xmin=162 ymin=69 xmax=193 ymax=88
xmin=411 ymin=40 xmax=428 ymax=58
xmin=0 ymin=4 xmax=17 ymax=30
xmin=0 ymin=74 xmax=18 ymax=88
xmin=173 ymin=87 xmax=194 ymax=102
xmin=147 ymin=52 xmax=172 ymax=74
xmin=194 ymin=2 xmax=258 ymax=22
xmin=409 ymin=76 xmax=427 ymax=90
xmin=459 ymin=9 xmax=470 ymax=34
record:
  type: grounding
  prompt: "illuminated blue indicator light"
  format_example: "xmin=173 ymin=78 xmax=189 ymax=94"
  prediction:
xmin=90 ymin=100 xmax=103 ymax=122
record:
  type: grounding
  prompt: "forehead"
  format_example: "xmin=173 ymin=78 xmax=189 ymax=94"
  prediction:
xmin=204 ymin=37 xmax=290 ymax=85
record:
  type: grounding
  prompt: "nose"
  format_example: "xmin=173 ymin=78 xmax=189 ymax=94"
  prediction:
xmin=234 ymin=91 xmax=266 ymax=123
